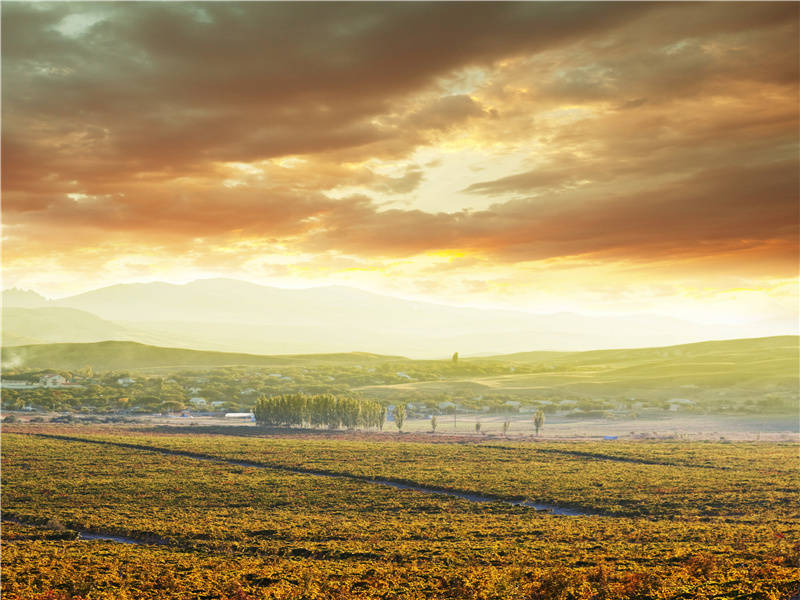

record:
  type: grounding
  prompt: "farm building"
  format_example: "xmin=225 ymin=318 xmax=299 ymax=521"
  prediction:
xmin=40 ymin=374 xmax=67 ymax=387
xmin=224 ymin=413 xmax=255 ymax=421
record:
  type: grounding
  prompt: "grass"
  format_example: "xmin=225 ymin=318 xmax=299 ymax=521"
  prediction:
xmin=359 ymin=335 xmax=799 ymax=405
xmin=1 ymin=340 xmax=403 ymax=371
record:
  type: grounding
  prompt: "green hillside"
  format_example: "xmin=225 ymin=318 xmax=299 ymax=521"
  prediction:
xmin=486 ymin=335 xmax=798 ymax=365
xmin=476 ymin=336 xmax=798 ymax=383
xmin=361 ymin=336 xmax=800 ymax=407
xmin=1 ymin=341 xmax=402 ymax=371
xmin=1 ymin=337 xmax=797 ymax=415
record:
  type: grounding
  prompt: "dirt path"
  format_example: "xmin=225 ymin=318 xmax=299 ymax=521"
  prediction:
xmin=3 ymin=515 xmax=161 ymax=546
xmin=480 ymin=444 xmax=731 ymax=470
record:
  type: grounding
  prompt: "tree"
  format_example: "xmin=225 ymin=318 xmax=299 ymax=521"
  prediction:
xmin=379 ymin=405 xmax=386 ymax=431
xmin=254 ymin=393 xmax=382 ymax=429
xmin=135 ymin=395 xmax=161 ymax=411
xmin=430 ymin=415 xmax=437 ymax=432
xmin=502 ymin=420 xmax=510 ymax=436
xmin=394 ymin=404 xmax=406 ymax=432
xmin=159 ymin=400 xmax=185 ymax=414
xmin=452 ymin=352 xmax=459 ymax=364
xmin=534 ymin=409 xmax=545 ymax=436
xmin=475 ymin=421 xmax=481 ymax=434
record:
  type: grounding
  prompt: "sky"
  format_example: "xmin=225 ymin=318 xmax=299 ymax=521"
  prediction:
xmin=2 ymin=2 xmax=799 ymax=328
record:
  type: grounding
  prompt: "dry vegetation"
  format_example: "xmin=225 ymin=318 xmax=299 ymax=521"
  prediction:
xmin=2 ymin=426 xmax=798 ymax=599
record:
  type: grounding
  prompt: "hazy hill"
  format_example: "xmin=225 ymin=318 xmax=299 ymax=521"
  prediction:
xmin=2 ymin=279 xmax=796 ymax=357
xmin=2 ymin=288 xmax=48 ymax=308
xmin=2 ymin=307 xmax=140 ymax=347
xmin=1 ymin=340 xmax=401 ymax=371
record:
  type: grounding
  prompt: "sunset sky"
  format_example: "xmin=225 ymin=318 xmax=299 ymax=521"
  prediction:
xmin=2 ymin=2 xmax=798 ymax=328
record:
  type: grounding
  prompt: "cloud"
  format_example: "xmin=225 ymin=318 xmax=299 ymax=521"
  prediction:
xmin=369 ymin=168 xmax=425 ymax=195
xmin=304 ymin=161 xmax=799 ymax=266
xmin=405 ymin=95 xmax=487 ymax=131
xmin=1 ymin=2 xmax=654 ymax=190
xmin=2 ymin=1 xmax=798 ymax=309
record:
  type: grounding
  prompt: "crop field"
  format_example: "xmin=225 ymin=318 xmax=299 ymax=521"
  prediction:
xmin=2 ymin=427 xmax=799 ymax=599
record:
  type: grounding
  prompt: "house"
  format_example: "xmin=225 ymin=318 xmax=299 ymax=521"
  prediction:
xmin=668 ymin=398 xmax=695 ymax=411
xmin=40 ymin=374 xmax=67 ymax=387
xmin=188 ymin=397 xmax=207 ymax=407
xmin=117 ymin=377 xmax=135 ymax=386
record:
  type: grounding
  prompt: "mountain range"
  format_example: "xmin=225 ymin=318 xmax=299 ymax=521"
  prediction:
xmin=2 ymin=279 xmax=796 ymax=358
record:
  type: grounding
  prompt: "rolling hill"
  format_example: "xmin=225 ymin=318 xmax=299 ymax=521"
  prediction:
xmin=359 ymin=336 xmax=800 ymax=405
xmin=1 ymin=340 xmax=402 ymax=371
xmin=487 ymin=335 xmax=798 ymax=368
xmin=2 ymin=336 xmax=796 ymax=394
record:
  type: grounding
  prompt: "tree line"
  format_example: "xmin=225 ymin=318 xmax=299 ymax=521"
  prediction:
xmin=253 ymin=393 xmax=386 ymax=430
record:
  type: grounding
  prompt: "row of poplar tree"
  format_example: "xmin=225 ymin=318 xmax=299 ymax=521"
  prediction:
xmin=253 ymin=393 xmax=387 ymax=430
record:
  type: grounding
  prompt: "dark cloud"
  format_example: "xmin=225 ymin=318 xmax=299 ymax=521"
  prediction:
xmin=405 ymin=95 xmax=487 ymax=131
xmin=1 ymin=2 xmax=653 ymax=189
xmin=305 ymin=161 xmax=799 ymax=263
xmin=2 ymin=1 xmax=798 ymax=278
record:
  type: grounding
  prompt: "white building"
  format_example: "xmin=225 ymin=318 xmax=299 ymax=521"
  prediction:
xmin=40 ymin=374 xmax=67 ymax=387
xmin=225 ymin=413 xmax=255 ymax=421
xmin=1 ymin=380 xmax=38 ymax=389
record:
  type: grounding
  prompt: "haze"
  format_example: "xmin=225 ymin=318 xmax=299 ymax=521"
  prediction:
xmin=3 ymin=279 xmax=797 ymax=358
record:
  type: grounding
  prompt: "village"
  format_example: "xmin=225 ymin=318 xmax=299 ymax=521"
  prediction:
xmin=3 ymin=357 xmax=780 ymax=431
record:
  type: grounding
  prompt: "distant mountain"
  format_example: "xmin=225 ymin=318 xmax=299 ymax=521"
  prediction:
xmin=2 ymin=288 xmax=48 ymax=308
xmin=1 ymin=340 xmax=401 ymax=371
xmin=2 ymin=279 xmax=796 ymax=357
xmin=2 ymin=307 xmax=138 ymax=346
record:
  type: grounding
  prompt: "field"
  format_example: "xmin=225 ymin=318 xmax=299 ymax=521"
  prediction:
xmin=2 ymin=425 xmax=799 ymax=599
